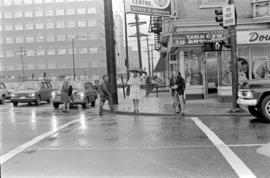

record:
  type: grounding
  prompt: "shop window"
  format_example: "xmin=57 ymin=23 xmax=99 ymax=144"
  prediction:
xmin=253 ymin=0 xmax=270 ymax=18
xmin=184 ymin=52 xmax=203 ymax=86
xmin=251 ymin=56 xmax=270 ymax=79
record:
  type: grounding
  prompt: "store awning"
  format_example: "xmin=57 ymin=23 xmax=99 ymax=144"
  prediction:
xmin=153 ymin=55 xmax=166 ymax=73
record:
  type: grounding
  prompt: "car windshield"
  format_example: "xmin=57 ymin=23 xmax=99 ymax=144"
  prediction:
xmin=5 ymin=82 xmax=21 ymax=90
xmin=18 ymin=82 xmax=39 ymax=90
xmin=0 ymin=83 xmax=5 ymax=89
xmin=70 ymin=82 xmax=83 ymax=90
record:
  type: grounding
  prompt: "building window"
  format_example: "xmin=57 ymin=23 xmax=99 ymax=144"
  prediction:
xmin=44 ymin=0 xmax=53 ymax=3
xmin=56 ymin=21 xmax=65 ymax=28
xmin=0 ymin=38 xmax=3 ymax=44
xmin=46 ymin=22 xmax=55 ymax=29
xmin=34 ymin=0 xmax=43 ymax=4
xmin=57 ymin=49 xmax=66 ymax=55
xmin=200 ymin=0 xmax=228 ymax=8
xmin=45 ymin=9 xmax=54 ymax=16
xmin=67 ymin=34 xmax=75 ymax=41
xmin=16 ymin=36 xmax=24 ymax=43
xmin=25 ymin=36 xmax=34 ymax=43
xmin=4 ymin=12 xmax=12 ymax=19
xmin=89 ymin=33 xmax=97 ymax=40
xmin=67 ymin=21 xmax=76 ymax=28
xmin=37 ymin=63 xmax=46 ymax=69
xmin=27 ymin=64 xmax=35 ymax=70
xmin=78 ymin=20 xmax=86 ymax=27
xmin=66 ymin=0 xmax=74 ymax=2
xmin=35 ymin=10 xmax=43 ymax=17
xmin=47 ymin=35 xmax=55 ymax=42
xmin=26 ymin=49 xmax=35 ymax=56
xmin=66 ymin=8 xmax=75 ymax=15
xmin=4 ymin=0 xmax=12 ymax=6
xmin=253 ymin=1 xmax=270 ymax=18
xmin=5 ymin=37 xmax=13 ymax=44
xmin=77 ymin=8 xmax=86 ymax=14
xmin=14 ymin=11 xmax=23 ymax=18
xmin=4 ymin=24 xmax=13 ymax=31
xmin=25 ymin=23 xmax=34 ymax=30
xmin=79 ymin=48 xmax=87 ymax=54
xmin=89 ymin=47 xmax=98 ymax=54
xmin=25 ymin=11 xmax=33 ymax=17
xmin=0 ymin=51 xmax=4 ymax=57
xmin=15 ymin=24 xmax=23 ymax=30
xmin=14 ymin=0 xmax=23 ymax=5
xmin=24 ymin=0 xmax=33 ymax=4
xmin=47 ymin=49 xmax=56 ymax=55
xmin=6 ymin=51 xmax=15 ymax=57
xmin=36 ymin=35 xmax=45 ymax=42
xmin=55 ymin=0 xmax=63 ymax=2
xmin=55 ymin=9 xmax=65 ymax=16
xmin=87 ymin=8 xmax=96 ymax=14
xmin=37 ymin=49 xmax=45 ymax=56
xmin=35 ymin=22 xmax=44 ymax=29
xmin=88 ymin=20 xmax=97 ymax=27
xmin=57 ymin=34 xmax=66 ymax=41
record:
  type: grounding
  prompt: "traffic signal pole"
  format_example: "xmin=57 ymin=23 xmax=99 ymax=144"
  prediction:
xmin=229 ymin=0 xmax=240 ymax=111
xmin=104 ymin=0 xmax=118 ymax=104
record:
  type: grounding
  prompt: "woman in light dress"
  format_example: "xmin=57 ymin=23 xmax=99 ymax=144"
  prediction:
xmin=127 ymin=71 xmax=143 ymax=113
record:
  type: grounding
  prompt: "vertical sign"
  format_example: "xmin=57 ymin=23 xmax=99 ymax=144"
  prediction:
xmin=223 ymin=5 xmax=235 ymax=27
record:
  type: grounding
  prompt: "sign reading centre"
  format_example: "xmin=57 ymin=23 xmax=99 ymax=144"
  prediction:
xmin=125 ymin=0 xmax=173 ymax=16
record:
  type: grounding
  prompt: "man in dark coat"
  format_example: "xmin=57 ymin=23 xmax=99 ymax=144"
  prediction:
xmin=98 ymin=74 xmax=113 ymax=114
xmin=170 ymin=71 xmax=186 ymax=115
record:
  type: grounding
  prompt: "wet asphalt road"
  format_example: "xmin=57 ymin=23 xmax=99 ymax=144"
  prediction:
xmin=1 ymin=102 xmax=270 ymax=178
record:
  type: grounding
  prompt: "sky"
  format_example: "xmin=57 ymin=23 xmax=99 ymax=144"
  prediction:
xmin=112 ymin=0 xmax=160 ymax=71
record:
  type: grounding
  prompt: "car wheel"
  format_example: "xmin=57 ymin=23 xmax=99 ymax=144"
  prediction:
xmin=53 ymin=103 xmax=59 ymax=109
xmin=260 ymin=95 xmax=270 ymax=121
xmin=13 ymin=102 xmax=18 ymax=107
xmin=0 ymin=95 xmax=5 ymax=104
xmin=82 ymin=103 xmax=87 ymax=109
xmin=47 ymin=99 xmax=51 ymax=104
xmin=248 ymin=106 xmax=261 ymax=118
xmin=91 ymin=100 xmax=96 ymax=107
xmin=35 ymin=96 xmax=41 ymax=106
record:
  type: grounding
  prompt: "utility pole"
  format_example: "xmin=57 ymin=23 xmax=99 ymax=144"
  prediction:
xmin=104 ymin=0 xmax=118 ymax=104
xmin=229 ymin=0 xmax=240 ymax=111
xmin=123 ymin=0 xmax=129 ymax=79
xmin=135 ymin=14 xmax=142 ymax=69
xmin=150 ymin=44 xmax=154 ymax=76
xmin=17 ymin=48 xmax=26 ymax=81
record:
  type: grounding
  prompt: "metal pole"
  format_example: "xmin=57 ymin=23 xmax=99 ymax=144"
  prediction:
xmin=123 ymin=0 xmax=130 ymax=80
xmin=229 ymin=0 xmax=239 ymax=110
xmin=20 ymin=48 xmax=25 ymax=81
xmin=104 ymin=0 xmax=118 ymax=104
xmin=146 ymin=35 xmax=151 ymax=75
xmin=135 ymin=14 xmax=142 ymax=69
xmin=151 ymin=44 xmax=154 ymax=76
xmin=72 ymin=38 xmax=76 ymax=81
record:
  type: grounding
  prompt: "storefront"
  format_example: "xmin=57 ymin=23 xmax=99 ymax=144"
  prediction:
xmin=166 ymin=28 xmax=270 ymax=101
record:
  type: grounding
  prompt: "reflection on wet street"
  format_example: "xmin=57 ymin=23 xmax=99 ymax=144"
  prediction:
xmin=1 ymin=103 xmax=270 ymax=178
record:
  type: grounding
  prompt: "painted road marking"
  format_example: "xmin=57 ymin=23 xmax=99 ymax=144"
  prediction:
xmin=0 ymin=118 xmax=82 ymax=165
xmin=191 ymin=117 xmax=256 ymax=178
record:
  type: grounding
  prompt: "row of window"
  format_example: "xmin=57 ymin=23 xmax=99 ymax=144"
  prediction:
xmin=0 ymin=8 xmax=97 ymax=19
xmin=1 ymin=61 xmax=104 ymax=71
xmin=253 ymin=1 xmax=270 ymax=18
xmin=1 ymin=0 xmax=96 ymax=6
xmin=0 ymin=20 xmax=99 ymax=32
xmin=0 ymin=33 xmax=102 ymax=44
xmin=0 ymin=47 xmax=100 ymax=57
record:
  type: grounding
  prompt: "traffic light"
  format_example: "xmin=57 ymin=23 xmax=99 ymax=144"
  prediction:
xmin=215 ymin=8 xmax=227 ymax=29
xmin=202 ymin=42 xmax=222 ymax=52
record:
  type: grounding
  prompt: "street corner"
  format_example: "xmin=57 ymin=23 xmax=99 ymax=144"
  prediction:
xmin=257 ymin=143 xmax=270 ymax=158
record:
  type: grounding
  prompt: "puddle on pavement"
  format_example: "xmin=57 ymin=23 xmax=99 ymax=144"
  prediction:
xmin=257 ymin=143 xmax=270 ymax=158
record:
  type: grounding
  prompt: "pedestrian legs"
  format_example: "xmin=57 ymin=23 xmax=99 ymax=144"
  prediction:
xmin=108 ymin=95 xmax=113 ymax=110
xmin=178 ymin=94 xmax=185 ymax=115
xmin=173 ymin=93 xmax=180 ymax=114
xmin=99 ymin=98 xmax=105 ymax=114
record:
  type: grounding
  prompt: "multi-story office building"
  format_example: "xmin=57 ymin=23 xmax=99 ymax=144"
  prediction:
xmin=0 ymin=0 xmax=106 ymax=81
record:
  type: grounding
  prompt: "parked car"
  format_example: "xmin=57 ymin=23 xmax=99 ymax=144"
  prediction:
xmin=5 ymin=82 xmax=21 ymax=99
xmin=52 ymin=81 xmax=98 ymax=109
xmin=0 ymin=83 xmax=9 ymax=104
xmin=237 ymin=79 xmax=270 ymax=121
xmin=11 ymin=80 xmax=54 ymax=106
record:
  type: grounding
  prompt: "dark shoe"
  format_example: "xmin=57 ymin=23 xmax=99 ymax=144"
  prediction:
xmin=174 ymin=111 xmax=180 ymax=115
xmin=180 ymin=111 xmax=185 ymax=116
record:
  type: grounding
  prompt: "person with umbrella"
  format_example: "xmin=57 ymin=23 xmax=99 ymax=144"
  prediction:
xmin=127 ymin=68 xmax=145 ymax=113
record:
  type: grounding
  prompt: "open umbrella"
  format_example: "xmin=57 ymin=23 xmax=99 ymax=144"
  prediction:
xmin=126 ymin=68 xmax=147 ymax=74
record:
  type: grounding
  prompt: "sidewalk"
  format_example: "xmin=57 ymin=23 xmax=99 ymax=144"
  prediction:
xmin=103 ymin=89 xmax=250 ymax=116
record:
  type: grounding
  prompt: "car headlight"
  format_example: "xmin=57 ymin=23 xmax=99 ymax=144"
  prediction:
xmin=29 ymin=93 xmax=35 ymax=97
xmin=11 ymin=93 xmax=16 ymax=97
xmin=52 ymin=91 xmax=56 ymax=99
xmin=79 ymin=92 xmax=84 ymax=99
xmin=238 ymin=90 xmax=253 ymax=99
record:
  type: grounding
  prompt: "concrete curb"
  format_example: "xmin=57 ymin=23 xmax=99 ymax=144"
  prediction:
xmin=103 ymin=109 xmax=251 ymax=117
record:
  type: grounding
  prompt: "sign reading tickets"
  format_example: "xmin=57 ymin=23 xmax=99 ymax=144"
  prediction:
xmin=125 ymin=0 xmax=173 ymax=16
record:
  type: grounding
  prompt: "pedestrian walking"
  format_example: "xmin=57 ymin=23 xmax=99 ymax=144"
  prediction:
xmin=61 ymin=76 xmax=71 ymax=112
xmin=68 ymin=85 xmax=73 ymax=103
xmin=98 ymin=74 xmax=113 ymax=115
xmin=170 ymin=71 xmax=186 ymax=115
xmin=127 ymin=71 xmax=143 ymax=113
